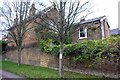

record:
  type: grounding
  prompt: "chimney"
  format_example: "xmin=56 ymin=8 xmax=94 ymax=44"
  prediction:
xmin=13 ymin=14 xmax=18 ymax=25
xmin=29 ymin=3 xmax=36 ymax=16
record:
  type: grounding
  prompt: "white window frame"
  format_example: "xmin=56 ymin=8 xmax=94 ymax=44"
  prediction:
xmin=79 ymin=27 xmax=87 ymax=39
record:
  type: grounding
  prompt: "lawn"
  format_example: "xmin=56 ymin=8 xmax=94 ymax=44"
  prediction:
xmin=0 ymin=60 xmax=1 ymax=69
xmin=1 ymin=60 xmax=106 ymax=79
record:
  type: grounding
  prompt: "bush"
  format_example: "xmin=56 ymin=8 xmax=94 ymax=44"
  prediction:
xmin=37 ymin=39 xmax=53 ymax=53
xmin=50 ymin=45 xmax=60 ymax=56
xmin=38 ymin=36 xmax=120 ymax=63
xmin=0 ymin=41 xmax=7 ymax=54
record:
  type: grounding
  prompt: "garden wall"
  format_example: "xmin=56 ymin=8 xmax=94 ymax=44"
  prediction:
xmin=3 ymin=47 xmax=120 ymax=78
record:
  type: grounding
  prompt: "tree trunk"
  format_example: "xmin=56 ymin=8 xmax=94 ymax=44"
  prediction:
xmin=18 ymin=47 xmax=22 ymax=67
xmin=59 ymin=42 xmax=64 ymax=77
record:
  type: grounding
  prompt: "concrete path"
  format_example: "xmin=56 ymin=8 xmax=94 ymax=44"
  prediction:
xmin=0 ymin=70 xmax=28 ymax=80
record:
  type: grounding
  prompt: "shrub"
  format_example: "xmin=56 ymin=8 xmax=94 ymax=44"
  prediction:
xmin=37 ymin=39 xmax=53 ymax=53
xmin=50 ymin=45 xmax=60 ymax=56
xmin=0 ymin=41 xmax=7 ymax=54
xmin=38 ymin=36 xmax=120 ymax=63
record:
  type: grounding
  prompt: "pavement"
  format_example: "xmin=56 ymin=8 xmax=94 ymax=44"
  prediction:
xmin=0 ymin=70 xmax=28 ymax=80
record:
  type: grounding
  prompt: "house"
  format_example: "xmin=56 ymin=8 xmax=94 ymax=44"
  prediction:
xmin=110 ymin=28 xmax=120 ymax=35
xmin=7 ymin=3 xmax=111 ymax=47
xmin=72 ymin=16 xmax=110 ymax=43
xmin=7 ymin=4 xmax=58 ymax=47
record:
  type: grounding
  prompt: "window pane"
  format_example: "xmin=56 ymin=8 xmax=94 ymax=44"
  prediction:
xmin=80 ymin=33 xmax=85 ymax=37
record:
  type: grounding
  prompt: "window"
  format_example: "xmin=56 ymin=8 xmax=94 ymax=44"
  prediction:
xmin=79 ymin=27 xmax=87 ymax=39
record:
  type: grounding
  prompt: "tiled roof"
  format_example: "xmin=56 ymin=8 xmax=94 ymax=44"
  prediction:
xmin=79 ymin=16 xmax=106 ymax=25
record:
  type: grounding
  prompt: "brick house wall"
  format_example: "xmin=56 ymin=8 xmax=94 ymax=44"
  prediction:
xmin=7 ymin=21 xmax=38 ymax=47
xmin=103 ymin=19 xmax=110 ymax=37
xmin=7 ymin=7 xmax=110 ymax=46
xmin=7 ymin=6 xmax=58 ymax=47
xmin=72 ymin=16 xmax=110 ymax=43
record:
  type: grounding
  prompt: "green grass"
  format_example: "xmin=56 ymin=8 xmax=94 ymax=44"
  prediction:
xmin=1 ymin=60 xmax=103 ymax=79
xmin=0 ymin=60 xmax=2 ymax=69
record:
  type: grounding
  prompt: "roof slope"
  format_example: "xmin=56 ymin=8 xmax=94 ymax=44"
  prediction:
xmin=79 ymin=16 xmax=106 ymax=25
xmin=8 ymin=5 xmax=55 ymax=31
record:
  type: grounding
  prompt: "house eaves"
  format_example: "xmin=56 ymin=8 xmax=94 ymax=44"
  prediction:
xmin=79 ymin=16 xmax=106 ymax=25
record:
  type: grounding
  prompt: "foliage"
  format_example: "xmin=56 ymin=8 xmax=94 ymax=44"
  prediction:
xmin=1 ymin=60 xmax=100 ymax=78
xmin=49 ymin=45 xmax=60 ymax=56
xmin=64 ymin=36 xmax=72 ymax=44
xmin=111 ymin=34 xmax=120 ymax=37
xmin=0 ymin=41 xmax=7 ymax=54
xmin=38 ymin=36 xmax=120 ymax=64
xmin=37 ymin=39 xmax=53 ymax=53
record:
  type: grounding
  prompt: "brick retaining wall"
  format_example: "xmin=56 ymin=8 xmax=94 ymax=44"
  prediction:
xmin=3 ymin=47 xmax=120 ymax=78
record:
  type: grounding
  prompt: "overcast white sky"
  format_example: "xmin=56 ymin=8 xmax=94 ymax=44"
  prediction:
xmin=34 ymin=0 xmax=120 ymax=30
xmin=87 ymin=0 xmax=119 ymax=29
xmin=0 ymin=0 xmax=120 ymax=40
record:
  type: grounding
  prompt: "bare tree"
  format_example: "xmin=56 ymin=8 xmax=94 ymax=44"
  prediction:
xmin=0 ymin=0 xmax=34 ymax=66
xmin=35 ymin=0 xmax=92 ymax=77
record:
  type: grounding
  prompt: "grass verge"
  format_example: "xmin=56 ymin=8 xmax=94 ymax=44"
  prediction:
xmin=1 ymin=60 xmax=104 ymax=79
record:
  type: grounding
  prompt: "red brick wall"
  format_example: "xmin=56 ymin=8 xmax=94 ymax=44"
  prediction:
xmin=7 ymin=21 xmax=38 ymax=47
xmin=7 ymin=8 xmax=59 ymax=47
xmin=72 ymin=20 xmax=110 ymax=43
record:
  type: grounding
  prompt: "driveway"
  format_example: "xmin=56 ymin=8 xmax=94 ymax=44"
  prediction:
xmin=0 ymin=70 xmax=28 ymax=80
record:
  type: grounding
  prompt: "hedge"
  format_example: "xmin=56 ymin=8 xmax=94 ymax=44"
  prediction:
xmin=0 ymin=41 xmax=7 ymax=54
xmin=38 ymin=35 xmax=120 ymax=63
